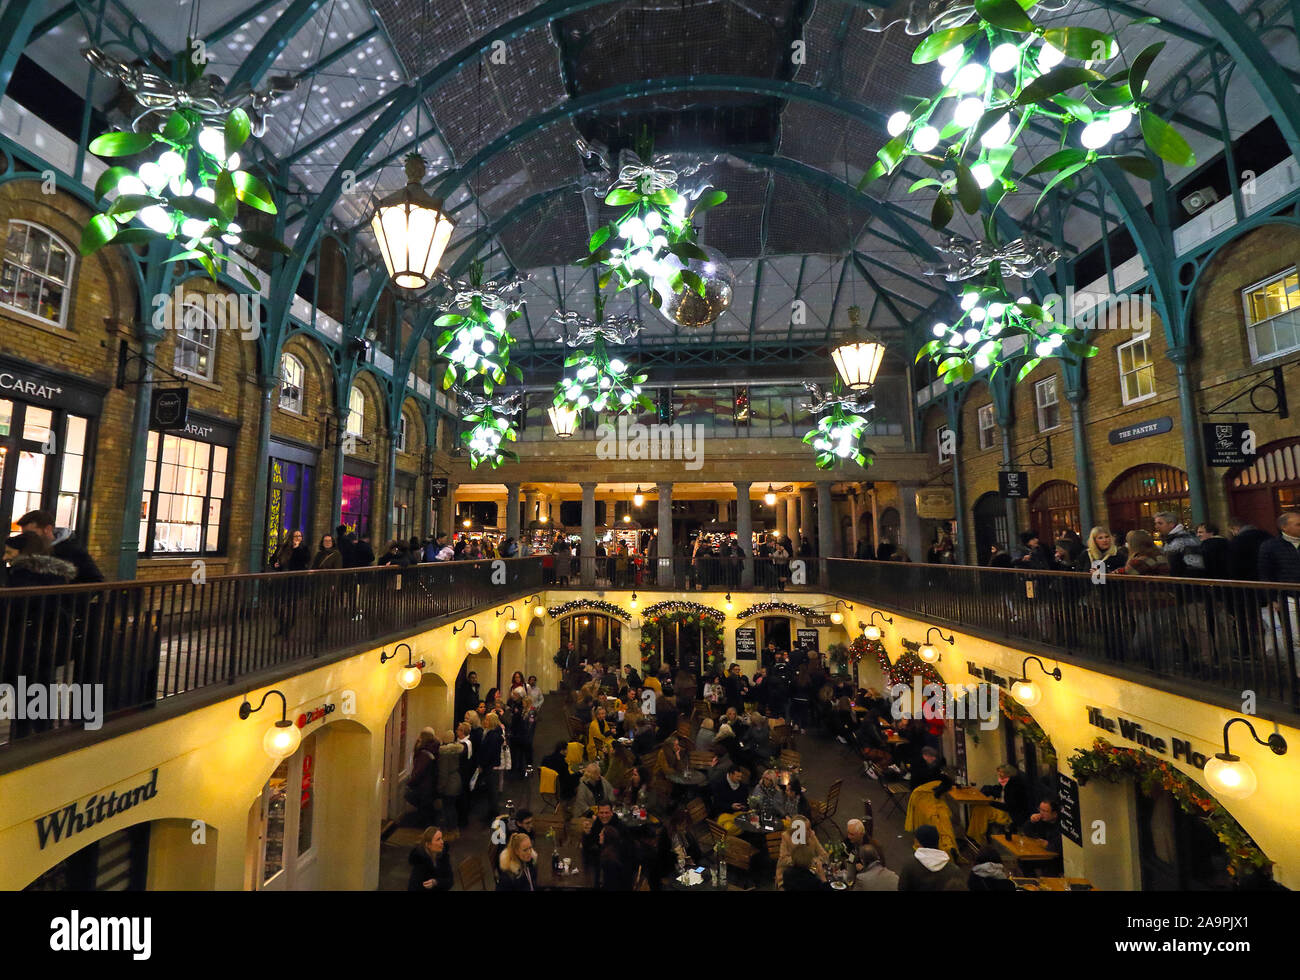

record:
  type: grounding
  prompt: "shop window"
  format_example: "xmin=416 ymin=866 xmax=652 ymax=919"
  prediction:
xmin=0 ymin=221 xmax=72 ymax=327
xmin=393 ymin=479 xmax=414 ymax=544
xmin=1242 ymin=267 xmax=1300 ymax=363
xmin=346 ymin=385 xmax=365 ymax=438
xmin=395 ymin=413 xmax=408 ymax=453
xmin=1035 ymin=377 xmax=1061 ymax=432
xmin=173 ymin=301 xmax=217 ymax=381
xmin=1117 ymin=334 xmax=1156 ymax=405
xmin=139 ymin=432 xmax=227 ymax=555
xmin=340 ymin=473 xmax=373 ymax=538
xmin=266 ymin=458 xmax=314 ymax=564
xmin=0 ymin=399 xmax=92 ymax=534
xmin=977 ymin=403 xmax=996 ymax=451
xmin=279 ymin=353 xmax=304 ymax=413
xmin=55 ymin=415 xmax=87 ymax=531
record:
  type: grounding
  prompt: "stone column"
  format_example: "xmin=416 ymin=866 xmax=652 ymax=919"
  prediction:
xmin=816 ymin=481 xmax=836 ymax=558
xmin=848 ymin=488 xmax=860 ymax=557
xmin=524 ymin=490 xmax=538 ymax=526
xmin=799 ymin=487 xmax=816 ymax=544
xmin=735 ymin=481 xmax=754 ymax=587
xmin=785 ymin=497 xmax=799 ymax=542
xmin=505 ymin=483 xmax=521 ymax=543
xmin=775 ymin=493 xmax=788 ymax=539
xmin=899 ymin=483 xmax=923 ymax=562
xmin=580 ymin=481 xmax=596 ymax=585
xmin=657 ymin=482 xmax=674 ymax=586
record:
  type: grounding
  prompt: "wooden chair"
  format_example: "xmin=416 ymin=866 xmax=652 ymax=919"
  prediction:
xmin=705 ymin=819 xmax=728 ymax=844
xmin=810 ymin=779 xmax=843 ymax=839
xmin=779 ymin=749 xmax=801 ymax=771
xmin=685 ymin=797 xmax=709 ymax=829
xmin=566 ymin=716 xmax=587 ymax=741
xmin=538 ymin=766 xmax=561 ymax=813
xmin=676 ymin=719 xmax=694 ymax=739
xmin=457 ymin=856 xmax=487 ymax=891
xmin=764 ymin=831 xmax=784 ymax=865
xmin=689 ymin=750 xmax=714 ymax=771
xmin=720 ymin=836 xmax=757 ymax=887
xmin=873 ymin=764 xmax=911 ymax=818
xmin=564 ymin=741 xmax=586 ymax=770
xmin=769 ymin=719 xmax=790 ymax=748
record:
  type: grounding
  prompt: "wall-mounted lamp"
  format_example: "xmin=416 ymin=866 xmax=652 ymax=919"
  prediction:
xmin=380 ymin=642 xmax=426 ymax=691
xmin=862 ymin=611 xmax=893 ymax=641
xmin=629 ymin=591 xmax=638 ymax=610
xmin=525 ymin=594 xmax=545 ymax=618
xmin=724 ymin=592 xmax=734 ymax=614
xmin=918 ymin=627 xmax=954 ymax=664
xmin=1203 ymin=718 xmax=1288 ymax=800
xmin=239 ymin=689 xmax=302 ymax=760
xmin=829 ymin=600 xmax=853 ymax=626
xmin=497 ymin=605 xmax=520 ymax=633
xmin=1010 ymin=656 xmax=1061 ymax=707
xmin=453 ymin=619 xmax=483 ymax=653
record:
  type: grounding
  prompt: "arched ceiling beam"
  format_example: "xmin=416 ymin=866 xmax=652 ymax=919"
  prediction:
xmin=224 ymin=0 xmax=329 ymax=93
xmin=0 ymin=0 xmax=44 ymax=103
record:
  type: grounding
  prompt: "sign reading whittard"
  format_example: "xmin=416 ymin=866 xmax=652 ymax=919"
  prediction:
xmin=34 ymin=769 xmax=159 ymax=850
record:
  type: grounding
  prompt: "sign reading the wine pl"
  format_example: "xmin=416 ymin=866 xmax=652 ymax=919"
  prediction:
xmin=1056 ymin=771 xmax=1083 ymax=847
xmin=734 ymin=627 xmax=757 ymax=661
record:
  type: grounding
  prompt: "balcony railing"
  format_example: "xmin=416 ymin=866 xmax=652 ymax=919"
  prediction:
xmin=0 ymin=558 xmax=542 ymax=749
xmin=824 ymin=559 xmax=1300 ymax=713
xmin=540 ymin=555 xmax=821 ymax=590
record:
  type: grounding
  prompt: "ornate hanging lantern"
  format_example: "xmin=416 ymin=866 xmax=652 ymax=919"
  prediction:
xmin=371 ymin=154 xmax=456 ymax=290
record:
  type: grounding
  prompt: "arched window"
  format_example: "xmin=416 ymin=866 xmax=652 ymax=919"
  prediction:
xmin=395 ymin=411 xmax=408 ymax=452
xmin=346 ymin=385 xmax=365 ymax=437
xmin=279 ymin=353 xmax=304 ymax=413
xmin=1 ymin=221 xmax=73 ymax=327
xmin=174 ymin=300 xmax=217 ymax=380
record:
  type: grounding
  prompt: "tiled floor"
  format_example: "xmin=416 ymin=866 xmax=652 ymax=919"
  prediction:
xmin=378 ymin=691 xmax=922 ymax=891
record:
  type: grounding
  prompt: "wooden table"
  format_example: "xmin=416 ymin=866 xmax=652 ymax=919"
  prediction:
xmin=947 ymin=786 xmax=994 ymax=839
xmin=1013 ymin=877 xmax=1095 ymax=892
xmin=539 ymin=839 xmax=591 ymax=890
xmin=992 ymin=833 xmax=1060 ymax=866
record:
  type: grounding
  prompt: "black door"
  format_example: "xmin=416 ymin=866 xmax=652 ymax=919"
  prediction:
xmin=761 ymin=617 xmax=791 ymax=666
xmin=1136 ymin=786 xmax=1233 ymax=890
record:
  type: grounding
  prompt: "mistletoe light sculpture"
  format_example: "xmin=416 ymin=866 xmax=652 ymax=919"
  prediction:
xmin=434 ymin=263 xmax=526 ymax=396
xmin=862 ymin=2 xmax=1196 ymax=231
xmin=453 ymin=386 xmax=524 ymax=470
xmin=801 ymin=380 xmax=877 ymax=470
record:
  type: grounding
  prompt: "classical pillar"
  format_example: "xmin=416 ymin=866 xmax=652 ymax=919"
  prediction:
xmin=816 ymin=481 xmax=836 ymax=558
xmin=580 ymin=481 xmax=596 ymax=585
xmin=775 ymin=493 xmax=788 ymax=538
xmin=117 ymin=334 xmax=158 ymax=579
xmin=848 ymin=488 xmax=860 ymax=556
xmin=1065 ymin=389 xmax=1095 ymax=538
xmin=899 ymin=482 xmax=923 ymax=562
xmin=524 ymin=490 xmax=538 ymax=527
xmin=505 ymin=483 xmax=521 ymax=542
xmin=1169 ymin=350 xmax=1209 ymax=525
xmin=785 ymin=497 xmax=799 ymax=542
xmin=799 ymin=487 xmax=816 ymax=543
xmin=735 ymin=481 xmax=754 ymax=587
xmin=656 ymin=481 xmax=673 ymax=586
xmin=436 ymin=485 xmax=456 ymax=540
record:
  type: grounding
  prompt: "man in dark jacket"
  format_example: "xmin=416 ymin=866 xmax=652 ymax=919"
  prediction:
xmin=1155 ymin=512 xmax=1205 ymax=576
xmin=348 ymin=533 xmax=375 ymax=567
xmin=981 ymin=764 xmax=1032 ymax=830
xmin=17 ymin=510 xmax=103 ymax=583
xmin=1196 ymin=523 xmax=1231 ymax=580
xmin=709 ymin=763 xmax=749 ymax=816
xmin=1258 ymin=512 xmax=1300 ymax=584
xmin=722 ymin=664 xmax=749 ymax=713
xmin=1227 ymin=518 xmax=1271 ymax=581
xmin=897 ymin=824 xmax=966 ymax=891
xmin=455 ymin=671 xmax=481 ymax=721
xmin=407 ymin=827 xmax=453 ymax=891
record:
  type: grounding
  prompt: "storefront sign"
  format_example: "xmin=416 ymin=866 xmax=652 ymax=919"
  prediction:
xmin=1085 ymin=706 xmax=1209 ymax=769
xmin=149 ymin=387 xmax=189 ymax=429
xmin=1108 ymin=417 xmax=1172 ymax=445
xmin=804 ymin=614 xmax=832 ymax=627
xmin=967 ymin=662 xmax=1012 ymax=689
xmin=152 ymin=408 xmax=239 ymax=446
xmin=1057 ymin=772 xmax=1083 ymax=847
xmin=296 ymin=702 xmax=336 ymax=729
xmin=795 ymin=628 xmax=820 ymax=653
xmin=916 ymin=488 xmax=954 ymax=519
xmin=34 ymin=769 xmax=159 ymax=850
xmin=998 ymin=470 xmax=1029 ymax=499
xmin=734 ymin=627 xmax=757 ymax=660
xmin=0 ymin=354 xmax=106 ymax=415
xmin=1202 ymin=422 xmax=1256 ymax=467
xmin=429 ymin=478 xmax=448 ymax=498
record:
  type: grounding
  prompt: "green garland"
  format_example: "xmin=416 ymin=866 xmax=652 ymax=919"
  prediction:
xmin=1068 ymin=738 xmax=1272 ymax=880
xmin=733 ymin=601 xmax=819 ymax=622
xmin=998 ymin=689 xmax=1056 ymax=766
xmin=546 ymin=599 xmax=630 ymax=623
xmin=639 ymin=603 xmax=724 ymax=673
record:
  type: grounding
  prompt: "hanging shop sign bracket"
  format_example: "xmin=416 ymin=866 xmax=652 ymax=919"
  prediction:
xmin=115 ymin=339 xmax=190 ymax=390
xmin=1009 ymin=435 xmax=1053 ymax=469
xmin=1202 ymin=365 xmax=1288 ymax=419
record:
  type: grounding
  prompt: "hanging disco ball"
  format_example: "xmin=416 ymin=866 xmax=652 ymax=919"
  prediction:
xmin=654 ymin=246 xmax=735 ymax=328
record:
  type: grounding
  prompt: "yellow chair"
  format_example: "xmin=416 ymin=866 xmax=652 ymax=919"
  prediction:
xmin=565 ymin=741 xmax=585 ymax=770
xmin=904 ymin=780 xmax=959 ymax=855
xmin=539 ymin=766 xmax=560 ymax=813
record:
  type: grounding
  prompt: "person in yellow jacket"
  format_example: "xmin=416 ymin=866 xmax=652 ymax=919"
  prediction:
xmin=587 ymin=704 xmax=614 ymax=760
xmin=904 ymin=780 xmax=959 ymax=856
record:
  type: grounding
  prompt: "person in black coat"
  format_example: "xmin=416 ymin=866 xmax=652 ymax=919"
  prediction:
xmin=455 ymin=672 xmax=481 ymax=722
xmin=709 ymin=764 xmax=749 ymax=816
xmin=344 ymin=533 xmax=375 ymax=567
xmin=407 ymin=827 xmax=453 ymax=891
xmin=1258 ymin=512 xmax=1300 ymax=584
xmin=541 ymin=741 xmax=580 ymax=798
xmin=478 ymin=715 xmax=506 ymax=816
xmin=782 ymin=844 xmax=833 ymax=891
xmin=908 ymin=745 xmax=953 ymax=794
xmin=722 ymin=665 xmax=750 ymax=713
xmin=1227 ymin=519 xmax=1271 ymax=581
xmin=1196 ymin=524 xmax=1231 ymax=580
xmin=379 ymin=540 xmax=413 ymax=568
xmin=17 ymin=510 xmax=104 ymax=583
xmin=981 ymin=765 xmax=1032 ymax=830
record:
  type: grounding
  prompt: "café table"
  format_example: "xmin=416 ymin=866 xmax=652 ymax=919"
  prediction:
xmin=667 ymin=868 xmax=726 ymax=891
xmin=992 ymin=832 xmax=1060 ymax=873
xmin=539 ymin=838 xmax=592 ymax=890
xmin=946 ymin=785 xmax=993 ymax=839
xmin=665 ymin=768 xmax=708 ymax=787
xmin=1013 ymin=876 xmax=1095 ymax=892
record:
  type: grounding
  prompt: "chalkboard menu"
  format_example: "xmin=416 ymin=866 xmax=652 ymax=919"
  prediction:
xmin=735 ymin=627 xmax=757 ymax=660
xmin=953 ymin=720 xmax=968 ymax=784
xmin=795 ymin=628 xmax=820 ymax=653
xmin=1056 ymin=771 xmax=1082 ymax=846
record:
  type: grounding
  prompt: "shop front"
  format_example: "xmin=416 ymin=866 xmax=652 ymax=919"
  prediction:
xmin=266 ymin=438 xmax=318 ymax=564
xmin=341 ymin=460 xmax=376 ymax=539
xmin=1226 ymin=435 xmax=1300 ymax=531
xmin=140 ymin=411 xmax=239 ymax=558
xmin=1105 ymin=463 xmax=1191 ymax=539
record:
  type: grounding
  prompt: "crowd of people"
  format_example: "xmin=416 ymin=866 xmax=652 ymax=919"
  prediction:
xmin=268 ymin=527 xmax=529 ymax=572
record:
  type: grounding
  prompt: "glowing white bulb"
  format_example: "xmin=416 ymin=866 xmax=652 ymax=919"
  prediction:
xmin=964 ymin=328 xmax=981 ymax=345
xmin=117 ymin=175 xmax=147 ymax=196
xmin=651 ymin=234 xmax=667 ymax=250
xmin=912 ymin=125 xmax=940 ymax=152
xmin=138 ymin=162 xmax=165 ymax=190
xmin=489 ymin=309 xmax=508 ymax=331
xmin=1107 ymin=108 xmax=1134 ymax=134
xmin=645 ymin=210 xmax=662 ymax=230
xmin=577 ymin=394 xmax=590 ymax=408
xmin=139 ymin=206 xmax=171 ymax=233
xmin=980 ymin=117 xmax=1012 ymax=148
xmin=196 ymin=186 xmax=216 ymax=203
xmin=887 ymin=111 xmax=911 ymax=137
xmin=1037 ymin=42 xmax=1065 ymax=71
xmin=609 ymin=358 xmax=627 ymax=373
xmin=941 ymin=64 xmax=958 ymax=86
xmin=480 ymin=338 xmax=495 ymax=355
xmin=157 ymin=150 xmax=186 ymax=177
xmin=961 ymin=291 xmax=980 ymax=311
xmin=181 ymin=218 xmax=208 ymax=239
xmin=971 ymin=162 xmax=994 ymax=188
xmin=1081 ymin=120 xmax=1112 ymax=150
xmin=987 ymin=302 xmax=1005 ymax=318
xmin=953 ymin=97 xmax=984 ymax=129
xmin=932 ymin=323 xmax=948 ymax=337
xmin=948 ymin=332 xmax=964 ymax=347
xmin=978 ymin=342 xmax=997 ymax=357
xmin=989 ymin=43 xmax=1021 ymax=74
xmin=974 ymin=354 xmax=990 ymax=370
xmin=970 ymin=307 xmax=987 ymax=322
xmin=953 ymin=62 xmax=988 ymax=94
xmin=198 ymin=127 xmax=226 ymax=157
xmin=1048 ymin=334 xmax=1064 ymax=349
xmin=1035 ymin=341 xmax=1054 ymax=357
xmin=938 ymin=45 xmax=966 ymax=68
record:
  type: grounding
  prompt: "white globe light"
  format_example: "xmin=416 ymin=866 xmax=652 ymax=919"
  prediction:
xmin=480 ymin=338 xmax=495 ymax=355
xmin=1203 ymin=756 xmax=1258 ymax=800
xmin=1011 ymin=678 xmax=1041 ymax=707
xmin=961 ymin=291 xmax=980 ymax=311
xmin=1107 ymin=108 xmax=1134 ymax=134
xmin=621 ymin=216 xmax=646 ymax=240
xmin=198 ymin=127 xmax=226 ymax=157
xmin=970 ymin=307 xmax=987 ymax=322
xmin=989 ymin=43 xmax=1021 ymax=74
xmin=978 ymin=342 xmax=996 ymax=357
xmin=941 ymin=64 xmax=958 ymax=86
xmin=1037 ymin=42 xmax=1065 ymax=71
xmin=987 ymin=302 xmax=1006 ymax=318
xmin=864 ymin=625 xmax=881 ymax=641
xmin=948 ymin=332 xmax=964 ymax=347
xmin=397 ymin=665 xmax=423 ymax=690
xmin=490 ymin=309 xmax=508 ymax=331
xmin=609 ymin=358 xmax=627 ymax=373
xmin=974 ymin=354 xmax=990 ymax=370
xmin=139 ymin=206 xmax=172 ymax=233
xmin=1035 ymin=341 xmax=1054 ymax=357
xmin=505 ymin=618 xmax=519 ymax=633
xmin=964 ymin=328 xmax=982 ymax=345
xmin=912 ymin=125 xmax=940 ymax=153
xmin=226 ymin=152 xmax=241 ymax=171
xmin=181 ymin=218 xmax=208 ymax=239
xmin=980 ymin=117 xmax=1012 ymax=148
xmin=1048 ymin=334 xmax=1064 ymax=349
xmin=887 ymin=111 xmax=911 ymax=137
xmin=953 ymin=97 xmax=984 ymax=129
xmin=196 ymin=186 xmax=216 ymax=203
xmin=932 ymin=323 xmax=948 ymax=337
xmin=138 ymin=162 xmax=165 ymax=190
xmin=263 ymin=721 xmax=302 ymax=760
xmin=117 ymin=175 xmax=147 ymax=196
xmin=157 ymin=150 xmax=186 ymax=177
xmin=971 ymin=163 xmax=995 ymax=188
xmin=938 ymin=45 xmax=966 ymax=68
xmin=1081 ymin=120 xmax=1112 ymax=150
xmin=953 ymin=62 xmax=988 ymax=94
xmin=645 ymin=210 xmax=663 ymax=230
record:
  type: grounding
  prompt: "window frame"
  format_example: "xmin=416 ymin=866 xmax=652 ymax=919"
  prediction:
xmin=1 ymin=220 xmax=75 ymax=328
xmin=346 ymin=386 xmax=365 ymax=438
xmin=138 ymin=431 xmax=228 ymax=557
xmin=395 ymin=412 xmax=408 ymax=453
xmin=1241 ymin=267 xmax=1300 ymax=364
xmin=173 ymin=299 xmax=218 ymax=381
xmin=1035 ymin=377 xmax=1061 ymax=432
xmin=977 ymin=403 xmax=997 ymax=451
xmin=1116 ymin=332 xmax=1157 ymax=406
xmin=279 ymin=353 xmax=305 ymax=414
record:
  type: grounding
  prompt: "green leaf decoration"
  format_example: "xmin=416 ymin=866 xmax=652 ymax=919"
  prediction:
xmin=238 ymin=228 xmax=293 ymax=255
xmin=107 ymin=193 xmax=161 ymax=217
xmin=690 ymin=190 xmax=727 ymax=214
xmin=589 ymin=226 xmax=611 ymax=252
xmin=877 ymin=136 xmax=908 ymax=172
xmin=930 ymin=191 xmax=954 ymax=230
xmin=955 ymin=164 xmax=982 ymax=214
xmin=238 ymin=264 xmax=262 ymax=291
xmin=680 ymin=269 xmax=706 ymax=297
xmin=195 ymin=252 xmax=218 ymax=280
xmin=858 ymin=159 xmax=888 ymax=189
xmin=909 ymin=177 xmax=945 ymax=192
xmin=1041 ymin=26 xmax=1117 ymax=61
xmin=912 ymin=24 xmax=979 ymax=64
xmin=1019 ymin=66 xmax=1104 ymax=105
xmin=604 ymin=188 xmax=639 ymax=206
xmin=973 ymin=106 xmax=1012 ymax=142
xmin=169 ymin=194 xmax=225 ymax=223
xmin=93 ymin=166 xmax=132 ymax=201
xmin=1110 ymin=155 xmax=1157 ymax=180
xmin=1016 ymin=358 xmax=1043 ymax=383
xmin=231 ymin=171 xmax=277 ymax=213
xmin=224 ymin=108 xmax=252 ymax=154
xmin=164 ymin=249 xmax=207 ymax=263
xmin=435 ymin=314 xmax=465 ymax=326
xmin=1140 ymin=110 xmax=1195 ymax=168
xmin=668 ymin=241 xmax=709 ymax=261
xmin=162 ymin=111 xmax=191 ymax=142
xmin=108 ymin=227 xmax=157 ymax=247
xmin=1128 ymin=41 xmax=1165 ymax=98
xmin=975 ymin=0 xmax=1037 ymax=32
xmin=1025 ymin=147 xmax=1089 ymax=178
xmin=1051 ymin=93 xmax=1094 ymax=120
xmin=88 ymin=131 xmax=156 ymax=157
xmin=1090 ymin=83 xmax=1134 ymax=107
xmin=1034 ymin=161 xmax=1089 ymax=208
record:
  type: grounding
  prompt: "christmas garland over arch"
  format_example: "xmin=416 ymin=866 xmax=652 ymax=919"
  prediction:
xmin=639 ymin=601 xmax=724 ymax=674
xmin=1068 ymin=738 xmax=1271 ymax=880
xmin=546 ymin=599 xmax=630 ymax=623
xmin=855 ymin=635 xmax=946 ymax=691
xmin=733 ymin=601 xmax=819 ymax=622
xmin=999 ymin=689 xmax=1056 ymax=765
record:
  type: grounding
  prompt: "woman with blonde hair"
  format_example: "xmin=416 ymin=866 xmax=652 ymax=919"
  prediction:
xmin=1119 ymin=529 xmax=1169 ymax=576
xmin=495 ymin=832 xmax=538 ymax=891
xmin=480 ymin=711 xmax=507 ymax=815
xmin=587 ymin=704 xmax=614 ymax=760
xmin=1086 ymin=526 xmax=1128 ymax=573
